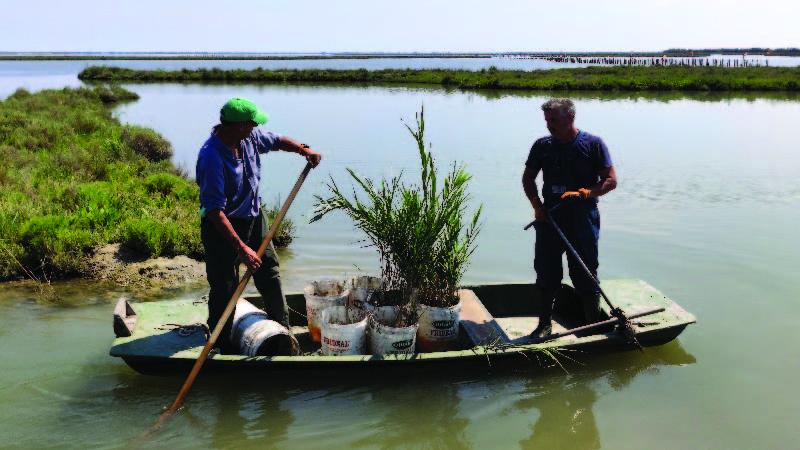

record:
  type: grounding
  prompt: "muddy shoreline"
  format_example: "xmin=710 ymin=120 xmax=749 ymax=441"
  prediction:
xmin=4 ymin=243 xmax=206 ymax=288
xmin=85 ymin=243 xmax=206 ymax=288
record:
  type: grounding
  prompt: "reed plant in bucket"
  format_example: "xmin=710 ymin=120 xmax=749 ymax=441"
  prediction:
xmin=310 ymin=107 xmax=482 ymax=325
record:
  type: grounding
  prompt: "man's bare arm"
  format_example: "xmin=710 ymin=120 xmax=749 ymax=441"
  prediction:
xmin=586 ymin=166 xmax=618 ymax=198
xmin=278 ymin=137 xmax=322 ymax=168
xmin=522 ymin=166 xmax=547 ymax=222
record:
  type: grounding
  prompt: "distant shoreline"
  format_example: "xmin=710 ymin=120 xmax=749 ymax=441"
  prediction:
xmin=3 ymin=48 xmax=800 ymax=61
xmin=4 ymin=53 xmax=495 ymax=61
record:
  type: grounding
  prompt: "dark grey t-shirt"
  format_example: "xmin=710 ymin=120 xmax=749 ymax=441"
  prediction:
xmin=525 ymin=131 xmax=613 ymax=208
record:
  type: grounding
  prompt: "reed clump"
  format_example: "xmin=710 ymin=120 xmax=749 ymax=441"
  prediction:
xmin=310 ymin=107 xmax=482 ymax=310
xmin=262 ymin=201 xmax=295 ymax=249
xmin=121 ymin=125 xmax=173 ymax=162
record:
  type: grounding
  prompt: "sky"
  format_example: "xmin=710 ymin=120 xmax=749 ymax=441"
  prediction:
xmin=3 ymin=0 xmax=798 ymax=53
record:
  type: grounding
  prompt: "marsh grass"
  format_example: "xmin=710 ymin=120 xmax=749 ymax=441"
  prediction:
xmin=0 ymin=87 xmax=200 ymax=281
xmin=311 ymin=107 xmax=482 ymax=311
xmin=1 ymin=87 xmax=299 ymax=283
xmin=79 ymin=65 xmax=800 ymax=91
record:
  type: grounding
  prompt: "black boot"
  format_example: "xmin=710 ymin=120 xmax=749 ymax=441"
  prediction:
xmin=577 ymin=293 xmax=607 ymax=337
xmin=582 ymin=293 xmax=602 ymax=325
xmin=530 ymin=289 xmax=554 ymax=339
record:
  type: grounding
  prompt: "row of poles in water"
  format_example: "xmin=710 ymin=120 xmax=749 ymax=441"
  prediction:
xmin=503 ymin=55 xmax=768 ymax=67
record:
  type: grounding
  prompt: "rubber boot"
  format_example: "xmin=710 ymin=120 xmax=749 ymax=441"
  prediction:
xmin=530 ymin=288 xmax=554 ymax=339
xmin=582 ymin=293 xmax=602 ymax=325
xmin=577 ymin=293 xmax=605 ymax=337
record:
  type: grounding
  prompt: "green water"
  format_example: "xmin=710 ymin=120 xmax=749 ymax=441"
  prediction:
xmin=2 ymin=81 xmax=799 ymax=449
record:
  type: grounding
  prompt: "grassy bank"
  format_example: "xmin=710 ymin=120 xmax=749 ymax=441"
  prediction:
xmin=78 ymin=65 xmax=800 ymax=91
xmin=0 ymin=86 xmax=205 ymax=280
xmin=0 ymin=87 xmax=296 ymax=281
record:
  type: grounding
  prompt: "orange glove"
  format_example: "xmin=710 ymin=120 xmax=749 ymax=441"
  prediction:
xmin=561 ymin=188 xmax=590 ymax=202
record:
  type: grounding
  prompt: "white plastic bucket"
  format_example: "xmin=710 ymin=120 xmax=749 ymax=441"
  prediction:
xmin=304 ymin=280 xmax=350 ymax=342
xmin=347 ymin=276 xmax=387 ymax=308
xmin=416 ymin=301 xmax=462 ymax=353
xmin=368 ymin=306 xmax=418 ymax=356
xmin=320 ymin=306 xmax=367 ymax=356
xmin=231 ymin=299 xmax=299 ymax=356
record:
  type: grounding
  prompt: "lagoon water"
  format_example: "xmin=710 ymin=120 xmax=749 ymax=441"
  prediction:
xmin=1 ymin=60 xmax=800 ymax=449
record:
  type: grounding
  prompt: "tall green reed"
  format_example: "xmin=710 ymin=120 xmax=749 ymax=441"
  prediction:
xmin=311 ymin=107 xmax=482 ymax=308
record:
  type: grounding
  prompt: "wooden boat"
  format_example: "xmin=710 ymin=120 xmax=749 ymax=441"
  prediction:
xmin=110 ymin=280 xmax=696 ymax=376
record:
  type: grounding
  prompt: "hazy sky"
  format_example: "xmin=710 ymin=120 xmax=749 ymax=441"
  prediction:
xmin=4 ymin=0 xmax=798 ymax=53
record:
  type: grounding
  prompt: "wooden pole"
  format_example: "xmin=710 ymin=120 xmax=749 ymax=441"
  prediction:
xmin=149 ymin=163 xmax=313 ymax=432
xmin=173 ymin=163 xmax=310 ymax=411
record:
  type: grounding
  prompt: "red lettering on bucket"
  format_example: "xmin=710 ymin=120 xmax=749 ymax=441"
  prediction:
xmin=323 ymin=336 xmax=350 ymax=347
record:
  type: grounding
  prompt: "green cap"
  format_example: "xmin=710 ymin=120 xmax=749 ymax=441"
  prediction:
xmin=219 ymin=97 xmax=269 ymax=124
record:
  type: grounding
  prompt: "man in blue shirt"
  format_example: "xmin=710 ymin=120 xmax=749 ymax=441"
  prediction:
xmin=522 ymin=98 xmax=617 ymax=339
xmin=196 ymin=97 xmax=322 ymax=353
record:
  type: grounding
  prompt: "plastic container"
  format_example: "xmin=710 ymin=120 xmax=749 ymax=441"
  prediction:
xmin=368 ymin=306 xmax=419 ymax=356
xmin=304 ymin=280 xmax=350 ymax=342
xmin=231 ymin=299 xmax=299 ymax=356
xmin=347 ymin=276 xmax=388 ymax=308
xmin=416 ymin=301 xmax=462 ymax=353
xmin=320 ymin=306 xmax=368 ymax=356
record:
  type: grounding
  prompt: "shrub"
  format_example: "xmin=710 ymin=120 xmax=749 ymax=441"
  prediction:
xmin=93 ymin=85 xmax=140 ymax=104
xmin=261 ymin=202 xmax=295 ymax=248
xmin=144 ymin=173 xmax=182 ymax=197
xmin=119 ymin=216 xmax=174 ymax=256
xmin=121 ymin=125 xmax=173 ymax=162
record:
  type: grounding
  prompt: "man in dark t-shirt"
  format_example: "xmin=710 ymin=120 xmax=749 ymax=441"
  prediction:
xmin=522 ymin=98 xmax=617 ymax=339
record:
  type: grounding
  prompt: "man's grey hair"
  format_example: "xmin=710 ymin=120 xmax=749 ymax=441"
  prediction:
xmin=541 ymin=98 xmax=575 ymax=118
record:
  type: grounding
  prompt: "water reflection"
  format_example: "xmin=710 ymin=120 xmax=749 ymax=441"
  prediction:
xmin=519 ymin=381 xmax=600 ymax=449
xmin=514 ymin=342 xmax=696 ymax=449
xmin=207 ymin=379 xmax=294 ymax=449
xmin=96 ymin=336 xmax=696 ymax=449
xmin=352 ymin=377 xmax=472 ymax=449
xmin=80 ymin=77 xmax=800 ymax=104
xmin=459 ymin=88 xmax=800 ymax=103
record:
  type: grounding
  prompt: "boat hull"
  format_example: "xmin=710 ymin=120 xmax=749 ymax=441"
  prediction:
xmin=110 ymin=280 xmax=696 ymax=376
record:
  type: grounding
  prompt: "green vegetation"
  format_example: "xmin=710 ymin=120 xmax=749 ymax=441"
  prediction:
xmin=311 ymin=108 xmax=482 ymax=308
xmin=0 ymin=86 xmax=199 ymax=280
xmin=78 ymin=65 xmax=800 ymax=91
xmin=262 ymin=201 xmax=295 ymax=249
xmin=0 ymin=87 xmax=294 ymax=281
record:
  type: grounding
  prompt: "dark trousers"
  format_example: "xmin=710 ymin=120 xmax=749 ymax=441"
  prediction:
xmin=201 ymin=211 xmax=289 ymax=349
xmin=533 ymin=202 xmax=601 ymax=297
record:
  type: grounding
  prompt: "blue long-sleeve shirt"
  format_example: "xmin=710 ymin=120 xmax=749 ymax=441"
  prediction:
xmin=196 ymin=126 xmax=282 ymax=218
